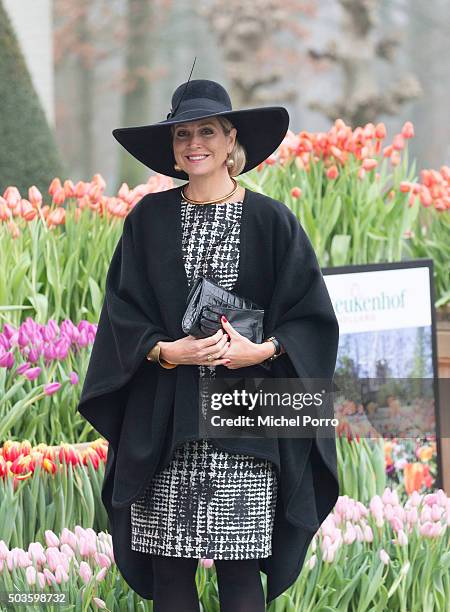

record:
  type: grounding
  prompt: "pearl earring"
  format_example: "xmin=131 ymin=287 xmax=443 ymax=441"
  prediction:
xmin=226 ymin=155 xmax=234 ymax=168
xmin=174 ymin=163 xmax=182 ymax=171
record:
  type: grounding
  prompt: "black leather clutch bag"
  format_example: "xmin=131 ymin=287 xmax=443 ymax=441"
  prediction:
xmin=181 ymin=276 xmax=265 ymax=344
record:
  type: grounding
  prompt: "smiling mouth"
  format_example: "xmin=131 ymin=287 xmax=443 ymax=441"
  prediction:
xmin=185 ymin=154 xmax=210 ymax=162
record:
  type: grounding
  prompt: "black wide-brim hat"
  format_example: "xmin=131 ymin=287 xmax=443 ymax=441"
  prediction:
xmin=112 ymin=75 xmax=290 ymax=181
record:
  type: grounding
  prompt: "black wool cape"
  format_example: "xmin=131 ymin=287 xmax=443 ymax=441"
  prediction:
xmin=77 ymin=184 xmax=340 ymax=605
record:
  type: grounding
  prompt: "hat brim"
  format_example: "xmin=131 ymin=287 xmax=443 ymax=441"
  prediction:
xmin=112 ymin=106 xmax=289 ymax=180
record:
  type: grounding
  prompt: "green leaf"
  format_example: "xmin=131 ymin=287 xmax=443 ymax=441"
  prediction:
xmin=330 ymin=234 xmax=351 ymax=266
xmin=88 ymin=277 xmax=102 ymax=313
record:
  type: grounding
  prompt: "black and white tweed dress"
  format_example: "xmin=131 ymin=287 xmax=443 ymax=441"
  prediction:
xmin=130 ymin=197 xmax=278 ymax=560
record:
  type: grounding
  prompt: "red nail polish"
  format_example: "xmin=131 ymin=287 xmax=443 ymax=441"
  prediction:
xmin=221 ymin=315 xmax=228 ymax=323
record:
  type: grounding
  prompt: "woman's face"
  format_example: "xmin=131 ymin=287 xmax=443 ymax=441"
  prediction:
xmin=172 ymin=117 xmax=237 ymax=177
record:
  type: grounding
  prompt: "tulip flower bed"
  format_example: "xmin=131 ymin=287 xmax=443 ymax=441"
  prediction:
xmin=0 ymin=489 xmax=448 ymax=611
xmin=0 ymin=440 xmax=108 ymax=548
xmin=241 ymin=119 xmax=449 ymax=307
xmin=0 ymin=318 xmax=97 ymax=444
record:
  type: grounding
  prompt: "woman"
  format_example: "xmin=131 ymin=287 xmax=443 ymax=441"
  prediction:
xmin=77 ymin=74 xmax=340 ymax=610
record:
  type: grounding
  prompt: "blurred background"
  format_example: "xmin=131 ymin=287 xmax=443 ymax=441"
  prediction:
xmin=1 ymin=0 xmax=449 ymax=195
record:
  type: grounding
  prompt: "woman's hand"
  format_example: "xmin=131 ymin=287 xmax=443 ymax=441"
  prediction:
xmin=219 ymin=316 xmax=274 ymax=369
xmin=158 ymin=329 xmax=232 ymax=366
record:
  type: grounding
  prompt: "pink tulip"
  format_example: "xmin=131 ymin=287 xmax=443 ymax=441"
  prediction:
xmin=369 ymin=496 xmax=384 ymax=527
xmin=430 ymin=522 xmax=444 ymax=538
xmin=46 ymin=547 xmax=61 ymax=572
xmin=419 ymin=521 xmax=434 ymax=538
xmin=431 ymin=504 xmax=443 ymax=521
xmin=28 ymin=542 xmax=46 ymax=564
xmin=60 ymin=543 xmax=76 ymax=558
xmin=322 ymin=539 xmax=340 ymax=563
xmin=354 ymin=525 xmax=364 ymax=542
xmin=306 ymin=554 xmax=317 ymax=569
xmin=200 ymin=558 xmax=214 ymax=569
xmin=26 ymin=565 xmax=37 ymax=585
xmin=390 ymin=516 xmax=403 ymax=532
xmin=0 ymin=540 xmax=9 ymax=560
xmin=363 ymin=524 xmax=373 ymax=542
xmin=93 ymin=597 xmax=107 ymax=609
xmin=37 ymin=571 xmax=46 ymax=588
xmin=95 ymin=552 xmax=111 ymax=569
xmin=383 ymin=488 xmax=399 ymax=506
xmin=379 ymin=549 xmax=390 ymax=564
xmin=79 ymin=561 xmax=93 ymax=584
xmin=60 ymin=527 xmax=77 ymax=549
xmin=397 ymin=529 xmax=408 ymax=546
xmin=343 ymin=522 xmax=357 ymax=545
xmin=421 ymin=505 xmax=432 ymax=522
xmin=55 ymin=564 xmax=69 ymax=583
xmin=423 ymin=493 xmax=439 ymax=506
xmin=43 ymin=568 xmax=57 ymax=585
xmin=96 ymin=567 xmax=107 ymax=581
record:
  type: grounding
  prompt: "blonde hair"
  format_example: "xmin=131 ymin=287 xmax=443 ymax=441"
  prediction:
xmin=170 ymin=116 xmax=247 ymax=176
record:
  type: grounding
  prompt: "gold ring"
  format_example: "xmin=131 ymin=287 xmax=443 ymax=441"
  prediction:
xmin=207 ymin=354 xmax=214 ymax=361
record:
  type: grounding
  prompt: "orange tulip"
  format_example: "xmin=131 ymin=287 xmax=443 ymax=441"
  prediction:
xmin=52 ymin=188 xmax=66 ymax=206
xmin=3 ymin=186 xmax=21 ymax=207
xmin=48 ymin=178 xmax=62 ymax=196
xmin=375 ymin=123 xmax=386 ymax=139
xmin=0 ymin=197 xmax=12 ymax=221
xmin=399 ymin=181 xmax=411 ymax=193
xmin=28 ymin=186 xmax=42 ymax=207
xmin=64 ymin=179 xmax=76 ymax=198
xmin=21 ymin=199 xmax=37 ymax=221
xmin=362 ymin=158 xmax=378 ymax=171
xmin=404 ymin=462 xmax=425 ymax=495
xmin=392 ymin=134 xmax=405 ymax=151
xmin=401 ymin=121 xmax=415 ymax=139
xmin=326 ymin=165 xmax=339 ymax=180
xmin=92 ymin=173 xmax=106 ymax=190
xmin=390 ymin=152 xmax=401 ymax=166
xmin=7 ymin=220 xmax=20 ymax=239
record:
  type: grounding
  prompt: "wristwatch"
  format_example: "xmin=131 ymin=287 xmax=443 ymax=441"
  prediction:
xmin=146 ymin=342 xmax=177 ymax=369
xmin=264 ymin=336 xmax=282 ymax=362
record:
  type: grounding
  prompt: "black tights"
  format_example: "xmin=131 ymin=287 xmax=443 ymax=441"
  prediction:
xmin=151 ymin=556 xmax=266 ymax=611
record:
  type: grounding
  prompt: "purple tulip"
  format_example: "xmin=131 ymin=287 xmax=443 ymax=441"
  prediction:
xmin=24 ymin=367 xmax=41 ymax=380
xmin=44 ymin=382 xmax=61 ymax=396
xmin=0 ymin=351 xmax=14 ymax=368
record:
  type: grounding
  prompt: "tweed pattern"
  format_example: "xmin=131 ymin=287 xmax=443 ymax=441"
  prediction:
xmin=130 ymin=198 xmax=278 ymax=559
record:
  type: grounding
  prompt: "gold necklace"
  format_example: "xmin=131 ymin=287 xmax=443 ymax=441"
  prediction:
xmin=181 ymin=178 xmax=239 ymax=205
